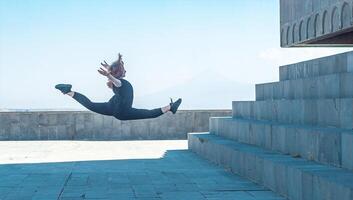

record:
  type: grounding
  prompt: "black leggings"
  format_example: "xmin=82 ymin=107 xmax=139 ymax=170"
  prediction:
xmin=72 ymin=92 xmax=163 ymax=120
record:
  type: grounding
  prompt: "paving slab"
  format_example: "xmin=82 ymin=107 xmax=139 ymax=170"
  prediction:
xmin=0 ymin=140 xmax=284 ymax=200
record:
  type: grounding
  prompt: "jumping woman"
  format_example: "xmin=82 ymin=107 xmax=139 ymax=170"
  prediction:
xmin=55 ymin=53 xmax=182 ymax=120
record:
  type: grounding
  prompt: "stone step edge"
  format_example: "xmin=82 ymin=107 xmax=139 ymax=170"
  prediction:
xmin=188 ymin=132 xmax=353 ymax=200
xmin=210 ymin=116 xmax=353 ymax=132
xmin=209 ymin=116 xmax=353 ymax=171
xmin=258 ymin=72 xmax=353 ymax=87
xmin=278 ymin=51 xmax=353 ymax=81
xmin=231 ymin=98 xmax=353 ymax=129
xmin=232 ymin=97 xmax=353 ymax=104
xmin=256 ymin=72 xmax=353 ymax=100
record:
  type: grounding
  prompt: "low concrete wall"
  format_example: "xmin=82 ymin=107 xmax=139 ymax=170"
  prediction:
xmin=0 ymin=110 xmax=231 ymax=140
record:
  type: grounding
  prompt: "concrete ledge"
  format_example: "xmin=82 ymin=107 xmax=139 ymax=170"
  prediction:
xmin=0 ymin=110 xmax=231 ymax=140
xmin=232 ymin=98 xmax=353 ymax=129
xmin=188 ymin=133 xmax=353 ymax=200
xmin=209 ymin=117 xmax=353 ymax=170
xmin=279 ymin=51 xmax=353 ymax=81
xmin=256 ymin=72 xmax=353 ymax=100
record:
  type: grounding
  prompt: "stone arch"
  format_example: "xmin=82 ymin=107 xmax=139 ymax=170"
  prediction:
xmin=322 ymin=10 xmax=330 ymax=34
xmin=299 ymin=20 xmax=305 ymax=41
xmin=286 ymin=25 xmax=291 ymax=45
xmin=307 ymin=17 xmax=315 ymax=39
xmin=293 ymin=23 xmax=299 ymax=43
xmin=314 ymin=13 xmax=321 ymax=37
xmin=341 ymin=2 xmax=351 ymax=29
xmin=331 ymin=6 xmax=340 ymax=31
xmin=281 ymin=28 xmax=285 ymax=46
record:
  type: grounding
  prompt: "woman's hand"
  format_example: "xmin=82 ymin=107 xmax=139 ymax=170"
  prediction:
xmin=100 ymin=60 xmax=111 ymax=70
xmin=98 ymin=67 xmax=110 ymax=77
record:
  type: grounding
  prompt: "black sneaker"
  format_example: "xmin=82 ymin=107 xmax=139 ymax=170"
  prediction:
xmin=55 ymin=84 xmax=72 ymax=94
xmin=170 ymin=98 xmax=182 ymax=114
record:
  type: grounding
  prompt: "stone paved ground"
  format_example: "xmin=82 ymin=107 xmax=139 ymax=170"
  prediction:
xmin=0 ymin=140 xmax=285 ymax=200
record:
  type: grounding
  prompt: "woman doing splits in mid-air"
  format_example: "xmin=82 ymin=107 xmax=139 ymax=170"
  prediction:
xmin=55 ymin=53 xmax=182 ymax=120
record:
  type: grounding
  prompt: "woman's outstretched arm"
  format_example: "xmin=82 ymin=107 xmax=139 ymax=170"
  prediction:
xmin=107 ymin=74 xmax=122 ymax=87
xmin=97 ymin=67 xmax=122 ymax=88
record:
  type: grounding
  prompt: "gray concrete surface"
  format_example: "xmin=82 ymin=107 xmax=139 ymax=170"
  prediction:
xmin=188 ymin=51 xmax=353 ymax=200
xmin=279 ymin=51 xmax=353 ymax=81
xmin=188 ymin=133 xmax=353 ymax=200
xmin=209 ymin=116 xmax=353 ymax=170
xmin=0 ymin=110 xmax=231 ymax=141
xmin=256 ymin=72 xmax=353 ymax=100
xmin=0 ymin=140 xmax=284 ymax=200
xmin=280 ymin=0 xmax=353 ymax=47
xmin=232 ymin=98 xmax=353 ymax=129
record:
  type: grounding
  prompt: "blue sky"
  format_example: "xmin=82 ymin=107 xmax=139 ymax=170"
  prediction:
xmin=0 ymin=0 xmax=351 ymax=110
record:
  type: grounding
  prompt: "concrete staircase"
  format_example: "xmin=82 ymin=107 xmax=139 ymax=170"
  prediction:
xmin=188 ymin=51 xmax=353 ymax=200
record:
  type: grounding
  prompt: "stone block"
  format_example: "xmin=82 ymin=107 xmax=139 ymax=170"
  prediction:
xmin=249 ymin=122 xmax=265 ymax=147
xmin=254 ymin=155 xmax=264 ymax=184
xmin=273 ymin=81 xmax=284 ymax=100
xmin=339 ymin=98 xmax=353 ymax=129
xmin=277 ymin=100 xmax=291 ymax=123
xmin=279 ymin=52 xmax=353 ymax=80
xmin=287 ymin=164 xmax=303 ymax=200
xmin=317 ymin=99 xmax=340 ymax=127
xmin=296 ymin=128 xmax=318 ymax=161
xmin=317 ymin=129 xmax=341 ymax=167
xmin=209 ymin=117 xmax=219 ymax=134
xmin=236 ymin=120 xmax=250 ymax=144
xmin=38 ymin=126 xmax=51 ymax=140
xmin=263 ymin=83 xmax=274 ymax=100
xmin=0 ymin=127 xmax=8 ymax=140
xmin=172 ymin=113 xmax=190 ymax=139
xmin=271 ymin=125 xmax=286 ymax=153
xmin=232 ymin=101 xmax=253 ymax=119
xmin=230 ymin=149 xmax=241 ymax=174
xmin=256 ymin=84 xmax=264 ymax=101
xmin=342 ymin=132 xmax=353 ymax=170
xmin=293 ymin=79 xmax=304 ymax=99
xmin=244 ymin=153 xmax=257 ymax=182
xmin=273 ymin=159 xmax=291 ymax=197
xmin=291 ymin=100 xmax=304 ymax=124
xmin=219 ymin=144 xmax=232 ymax=168
xmin=341 ymin=73 xmax=353 ymax=98
xmin=303 ymin=77 xmax=319 ymax=99
xmin=303 ymin=100 xmax=318 ymax=125
xmin=263 ymin=158 xmax=276 ymax=191
xmin=348 ymin=51 xmax=353 ymax=72
xmin=134 ymin=120 xmax=151 ymax=140
xmin=318 ymin=73 xmax=340 ymax=98
xmin=285 ymin=126 xmax=299 ymax=155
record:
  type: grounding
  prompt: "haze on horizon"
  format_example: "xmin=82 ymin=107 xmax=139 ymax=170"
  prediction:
xmin=0 ymin=0 xmax=351 ymax=110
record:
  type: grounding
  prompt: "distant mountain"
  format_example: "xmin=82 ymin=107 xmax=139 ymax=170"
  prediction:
xmin=133 ymin=70 xmax=255 ymax=109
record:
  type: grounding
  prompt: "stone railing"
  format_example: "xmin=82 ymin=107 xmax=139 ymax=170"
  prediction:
xmin=0 ymin=110 xmax=231 ymax=140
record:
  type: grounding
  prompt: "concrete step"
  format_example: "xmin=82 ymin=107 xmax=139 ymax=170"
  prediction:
xmin=188 ymin=133 xmax=353 ymax=200
xmin=256 ymin=72 xmax=353 ymax=100
xmin=232 ymin=98 xmax=353 ymax=129
xmin=279 ymin=51 xmax=353 ymax=81
xmin=209 ymin=117 xmax=353 ymax=171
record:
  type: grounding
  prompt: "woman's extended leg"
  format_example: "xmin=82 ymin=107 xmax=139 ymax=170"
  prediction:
xmin=118 ymin=107 xmax=164 ymax=120
xmin=71 ymin=92 xmax=113 ymax=116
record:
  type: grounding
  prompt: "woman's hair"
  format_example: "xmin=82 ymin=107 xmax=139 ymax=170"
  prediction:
xmin=111 ymin=53 xmax=124 ymax=70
